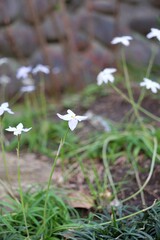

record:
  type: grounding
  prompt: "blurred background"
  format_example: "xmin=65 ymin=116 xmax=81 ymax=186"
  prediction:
xmin=0 ymin=0 xmax=160 ymax=97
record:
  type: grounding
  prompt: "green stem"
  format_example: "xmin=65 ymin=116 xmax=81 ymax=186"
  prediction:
xmin=42 ymin=130 xmax=68 ymax=233
xmin=112 ymin=84 xmax=160 ymax=122
xmin=0 ymin=117 xmax=10 ymax=183
xmin=121 ymin=137 xmax=157 ymax=203
xmin=121 ymin=50 xmax=145 ymax=130
xmin=17 ymin=136 xmax=30 ymax=239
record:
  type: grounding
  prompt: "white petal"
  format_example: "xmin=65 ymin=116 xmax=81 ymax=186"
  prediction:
xmin=22 ymin=127 xmax=32 ymax=132
xmin=17 ymin=123 xmax=24 ymax=130
xmin=57 ymin=113 xmax=72 ymax=121
xmin=5 ymin=126 xmax=17 ymax=132
xmin=68 ymin=119 xmax=78 ymax=131
xmin=6 ymin=108 xmax=14 ymax=114
xmin=67 ymin=109 xmax=75 ymax=116
xmin=0 ymin=108 xmax=4 ymax=116
xmin=1 ymin=102 xmax=9 ymax=108
xmin=76 ymin=115 xmax=88 ymax=121
xmin=14 ymin=130 xmax=22 ymax=136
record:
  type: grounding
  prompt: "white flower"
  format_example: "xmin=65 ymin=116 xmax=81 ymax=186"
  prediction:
xmin=140 ymin=78 xmax=160 ymax=93
xmin=32 ymin=64 xmax=50 ymax=74
xmin=6 ymin=123 xmax=32 ymax=136
xmin=16 ymin=66 xmax=32 ymax=79
xmin=111 ymin=36 xmax=133 ymax=46
xmin=97 ymin=68 xmax=117 ymax=85
xmin=146 ymin=28 xmax=160 ymax=41
xmin=0 ymin=75 xmax=11 ymax=85
xmin=20 ymin=85 xmax=35 ymax=93
xmin=57 ymin=109 xmax=88 ymax=131
xmin=0 ymin=102 xmax=14 ymax=116
xmin=0 ymin=58 xmax=8 ymax=66
xmin=22 ymin=77 xmax=34 ymax=86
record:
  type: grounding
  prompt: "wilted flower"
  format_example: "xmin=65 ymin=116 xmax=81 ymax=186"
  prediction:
xmin=0 ymin=102 xmax=14 ymax=116
xmin=146 ymin=28 xmax=160 ymax=41
xmin=6 ymin=123 xmax=32 ymax=136
xmin=111 ymin=36 xmax=133 ymax=46
xmin=57 ymin=109 xmax=88 ymax=131
xmin=16 ymin=66 xmax=32 ymax=79
xmin=97 ymin=68 xmax=117 ymax=85
xmin=32 ymin=64 xmax=50 ymax=74
xmin=0 ymin=58 xmax=8 ymax=66
xmin=20 ymin=85 xmax=35 ymax=93
xmin=0 ymin=75 xmax=11 ymax=85
xmin=140 ymin=78 xmax=160 ymax=93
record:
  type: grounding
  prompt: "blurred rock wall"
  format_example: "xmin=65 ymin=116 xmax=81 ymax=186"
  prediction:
xmin=0 ymin=0 xmax=160 ymax=94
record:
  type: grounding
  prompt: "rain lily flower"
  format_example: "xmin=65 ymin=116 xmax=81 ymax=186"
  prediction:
xmin=0 ymin=75 xmax=11 ymax=85
xmin=32 ymin=64 xmax=50 ymax=74
xmin=140 ymin=78 xmax=160 ymax=93
xmin=20 ymin=85 xmax=35 ymax=93
xmin=97 ymin=68 xmax=117 ymax=85
xmin=57 ymin=109 xmax=88 ymax=131
xmin=6 ymin=123 xmax=32 ymax=136
xmin=0 ymin=102 xmax=14 ymax=116
xmin=16 ymin=66 xmax=32 ymax=79
xmin=111 ymin=36 xmax=133 ymax=46
xmin=0 ymin=57 xmax=8 ymax=66
xmin=146 ymin=28 xmax=160 ymax=41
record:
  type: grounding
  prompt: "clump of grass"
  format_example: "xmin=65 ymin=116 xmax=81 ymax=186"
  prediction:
xmin=0 ymin=188 xmax=77 ymax=239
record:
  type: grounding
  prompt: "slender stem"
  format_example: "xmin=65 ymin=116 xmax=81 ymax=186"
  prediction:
xmin=137 ymin=46 xmax=157 ymax=107
xmin=121 ymin=137 xmax=157 ymax=203
xmin=121 ymin=50 xmax=145 ymax=130
xmin=0 ymin=117 xmax=10 ymax=183
xmin=42 ymin=130 xmax=68 ymax=233
xmin=112 ymin=84 xmax=160 ymax=122
xmin=17 ymin=136 xmax=30 ymax=238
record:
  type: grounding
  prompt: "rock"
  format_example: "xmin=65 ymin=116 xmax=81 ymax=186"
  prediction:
xmin=124 ymin=37 xmax=152 ymax=66
xmin=152 ymin=0 xmax=160 ymax=8
xmin=74 ymin=32 xmax=90 ymax=51
xmin=92 ymin=14 xmax=116 ymax=45
xmin=6 ymin=23 xmax=38 ymax=58
xmin=20 ymin=0 xmax=58 ymax=24
xmin=65 ymin=0 xmax=85 ymax=11
xmin=41 ymin=13 xmax=66 ymax=41
xmin=130 ymin=17 xmax=160 ymax=35
xmin=91 ymin=0 xmax=116 ymax=15
xmin=31 ymin=44 xmax=68 ymax=92
xmin=0 ymin=0 xmax=20 ymax=25
xmin=77 ymin=41 xmax=115 ymax=84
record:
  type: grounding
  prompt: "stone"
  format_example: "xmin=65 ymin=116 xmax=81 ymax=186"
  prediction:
xmin=74 ymin=32 xmax=90 ymax=51
xmin=4 ymin=23 xmax=38 ymax=58
xmin=77 ymin=41 xmax=115 ymax=84
xmin=91 ymin=0 xmax=116 ymax=15
xmin=152 ymin=0 xmax=160 ymax=8
xmin=0 ymin=23 xmax=38 ymax=58
xmin=0 ymin=0 xmax=20 ymax=25
xmin=20 ymin=0 xmax=58 ymax=24
xmin=124 ymin=37 xmax=152 ymax=67
xmin=31 ymin=44 xmax=68 ymax=92
xmin=129 ymin=17 xmax=160 ymax=35
xmin=41 ymin=13 xmax=66 ymax=41
xmin=92 ymin=14 xmax=116 ymax=45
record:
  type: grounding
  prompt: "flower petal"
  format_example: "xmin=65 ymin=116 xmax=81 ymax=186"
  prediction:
xmin=67 ymin=109 xmax=75 ymax=116
xmin=5 ymin=126 xmax=17 ymax=132
xmin=57 ymin=113 xmax=71 ymax=121
xmin=22 ymin=127 xmax=32 ymax=132
xmin=76 ymin=116 xmax=88 ymax=121
xmin=1 ymin=102 xmax=9 ymax=108
xmin=17 ymin=123 xmax=24 ymax=130
xmin=68 ymin=119 xmax=78 ymax=131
